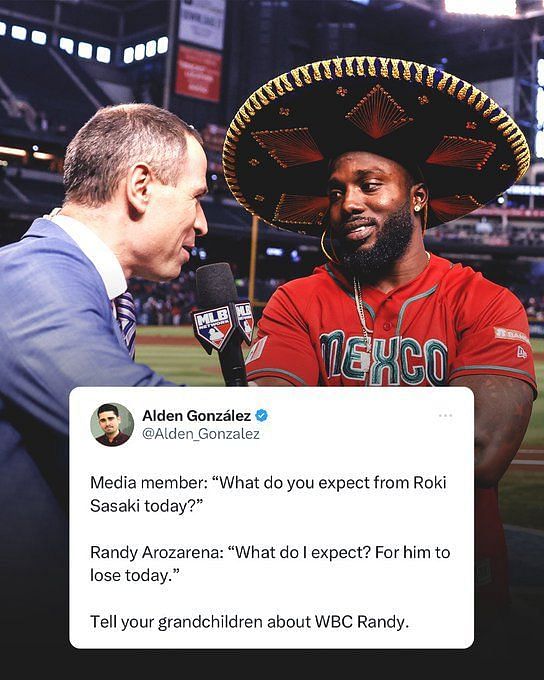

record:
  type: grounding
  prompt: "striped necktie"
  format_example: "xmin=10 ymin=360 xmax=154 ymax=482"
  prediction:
xmin=114 ymin=291 xmax=136 ymax=360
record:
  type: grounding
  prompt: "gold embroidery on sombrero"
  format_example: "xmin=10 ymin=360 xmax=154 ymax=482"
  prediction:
xmin=251 ymin=128 xmax=324 ymax=168
xmin=274 ymin=194 xmax=329 ymax=225
xmin=345 ymin=84 xmax=414 ymax=139
xmin=401 ymin=59 xmax=412 ymax=80
xmin=355 ymin=56 xmax=365 ymax=76
xmin=426 ymin=135 xmax=496 ymax=170
xmin=291 ymin=69 xmax=303 ymax=87
xmin=298 ymin=64 xmax=312 ymax=84
xmin=426 ymin=66 xmax=435 ymax=88
xmin=249 ymin=93 xmax=262 ymax=111
xmin=263 ymin=83 xmax=276 ymax=100
xmin=429 ymin=195 xmax=482 ymax=223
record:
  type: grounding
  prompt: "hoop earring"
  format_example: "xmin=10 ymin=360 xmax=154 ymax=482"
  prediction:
xmin=422 ymin=203 xmax=428 ymax=233
xmin=320 ymin=227 xmax=341 ymax=265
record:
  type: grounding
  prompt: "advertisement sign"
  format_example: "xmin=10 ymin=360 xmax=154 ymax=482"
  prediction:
xmin=175 ymin=45 xmax=222 ymax=102
xmin=179 ymin=0 xmax=226 ymax=50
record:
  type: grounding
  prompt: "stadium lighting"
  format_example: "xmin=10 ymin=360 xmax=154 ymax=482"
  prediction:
xmin=123 ymin=47 xmax=134 ymax=64
xmin=0 ymin=22 xmax=6 ymax=36
xmin=59 ymin=37 xmax=74 ymax=54
xmin=537 ymin=88 xmax=544 ymax=126
xmin=134 ymin=43 xmax=145 ymax=61
xmin=33 ymin=151 xmax=54 ymax=160
xmin=157 ymin=36 xmax=168 ymax=54
xmin=96 ymin=46 xmax=111 ymax=63
xmin=539 ymin=59 xmax=544 ymax=88
xmin=78 ymin=41 xmax=93 ymax=59
xmin=507 ymin=185 xmax=544 ymax=196
xmin=0 ymin=146 xmax=27 ymax=157
xmin=146 ymin=40 xmax=157 ymax=58
xmin=266 ymin=247 xmax=284 ymax=256
xmin=11 ymin=25 xmax=27 ymax=41
xmin=536 ymin=131 xmax=544 ymax=158
xmin=444 ymin=0 xmax=516 ymax=16
xmin=31 ymin=30 xmax=47 ymax=45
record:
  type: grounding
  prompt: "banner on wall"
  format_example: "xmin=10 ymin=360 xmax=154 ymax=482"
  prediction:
xmin=175 ymin=45 xmax=222 ymax=102
xmin=178 ymin=0 xmax=226 ymax=50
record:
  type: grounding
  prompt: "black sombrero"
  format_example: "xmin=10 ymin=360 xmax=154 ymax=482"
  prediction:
xmin=223 ymin=56 xmax=530 ymax=235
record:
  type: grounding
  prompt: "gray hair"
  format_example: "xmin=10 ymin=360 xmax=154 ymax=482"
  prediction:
xmin=63 ymin=103 xmax=202 ymax=207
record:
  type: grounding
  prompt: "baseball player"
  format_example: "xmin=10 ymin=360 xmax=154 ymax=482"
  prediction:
xmin=223 ymin=56 xmax=537 ymax=620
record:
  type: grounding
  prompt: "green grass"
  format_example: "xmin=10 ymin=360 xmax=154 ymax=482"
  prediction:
xmin=523 ymin=338 xmax=544 ymax=449
xmin=499 ymin=471 xmax=544 ymax=531
xmin=136 ymin=342 xmax=222 ymax=386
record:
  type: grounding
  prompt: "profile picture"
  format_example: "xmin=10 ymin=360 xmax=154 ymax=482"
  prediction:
xmin=91 ymin=403 xmax=134 ymax=447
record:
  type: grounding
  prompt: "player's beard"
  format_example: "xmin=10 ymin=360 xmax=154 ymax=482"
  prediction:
xmin=337 ymin=201 xmax=414 ymax=284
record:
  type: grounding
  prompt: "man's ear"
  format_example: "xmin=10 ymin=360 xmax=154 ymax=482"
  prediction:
xmin=126 ymin=163 xmax=152 ymax=215
xmin=412 ymin=182 xmax=428 ymax=212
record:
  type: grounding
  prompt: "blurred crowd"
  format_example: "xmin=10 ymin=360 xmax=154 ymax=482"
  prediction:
xmin=130 ymin=270 xmax=543 ymax=326
xmin=130 ymin=271 xmax=198 ymax=325
xmin=428 ymin=221 xmax=544 ymax=247
xmin=521 ymin=295 xmax=544 ymax=321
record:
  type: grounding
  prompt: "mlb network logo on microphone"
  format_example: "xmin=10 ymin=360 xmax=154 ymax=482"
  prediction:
xmin=192 ymin=302 xmax=254 ymax=354
xmin=194 ymin=305 xmax=234 ymax=351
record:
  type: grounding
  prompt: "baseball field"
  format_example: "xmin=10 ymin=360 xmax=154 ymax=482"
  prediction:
xmin=136 ymin=328 xmax=544 ymax=531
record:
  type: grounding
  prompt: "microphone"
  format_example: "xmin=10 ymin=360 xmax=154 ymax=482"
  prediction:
xmin=192 ymin=263 xmax=254 ymax=387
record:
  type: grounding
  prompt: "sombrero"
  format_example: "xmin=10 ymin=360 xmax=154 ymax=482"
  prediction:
xmin=222 ymin=56 xmax=530 ymax=235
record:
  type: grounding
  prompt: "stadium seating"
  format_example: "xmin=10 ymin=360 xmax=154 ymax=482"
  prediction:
xmin=0 ymin=38 xmax=106 ymax=135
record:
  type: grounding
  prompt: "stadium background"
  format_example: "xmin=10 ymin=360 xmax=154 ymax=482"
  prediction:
xmin=0 ymin=0 xmax=542 ymax=636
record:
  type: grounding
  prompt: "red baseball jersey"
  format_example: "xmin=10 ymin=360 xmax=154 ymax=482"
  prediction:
xmin=246 ymin=253 xmax=537 ymax=610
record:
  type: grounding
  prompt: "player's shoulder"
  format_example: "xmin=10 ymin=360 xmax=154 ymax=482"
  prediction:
xmin=271 ymin=264 xmax=336 ymax=299
xmin=436 ymin=255 xmax=523 ymax=319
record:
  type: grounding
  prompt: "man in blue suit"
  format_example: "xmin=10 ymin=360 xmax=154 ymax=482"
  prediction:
xmin=0 ymin=103 xmax=208 ymax=646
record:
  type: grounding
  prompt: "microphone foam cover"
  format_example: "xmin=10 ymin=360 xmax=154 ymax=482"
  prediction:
xmin=196 ymin=263 xmax=238 ymax=309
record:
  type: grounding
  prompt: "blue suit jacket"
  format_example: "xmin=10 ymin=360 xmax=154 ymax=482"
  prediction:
xmin=0 ymin=219 xmax=173 ymax=645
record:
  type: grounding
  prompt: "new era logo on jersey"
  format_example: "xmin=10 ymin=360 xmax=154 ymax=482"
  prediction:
xmin=517 ymin=345 xmax=528 ymax=359
xmin=494 ymin=327 xmax=530 ymax=345
xmin=194 ymin=306 xmax=234 ymax=351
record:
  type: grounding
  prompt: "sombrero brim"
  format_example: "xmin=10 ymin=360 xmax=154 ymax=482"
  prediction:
xmin=223 ymin=56 xmax=530 ymax=235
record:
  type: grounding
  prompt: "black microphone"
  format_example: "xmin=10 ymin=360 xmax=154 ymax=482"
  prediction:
xmin=192 ymin=263 xmax=254 ymax=387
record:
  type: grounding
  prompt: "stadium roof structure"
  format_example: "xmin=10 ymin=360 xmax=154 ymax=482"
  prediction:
xmin=0 ymin=0 xmax=169 ymax=43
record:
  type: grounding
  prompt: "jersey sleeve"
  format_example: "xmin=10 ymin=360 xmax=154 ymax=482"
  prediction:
xmin=245 ymin=284 xmax=320 ymax=386
xmin=449 ymin=285 xmax=537 ymax=397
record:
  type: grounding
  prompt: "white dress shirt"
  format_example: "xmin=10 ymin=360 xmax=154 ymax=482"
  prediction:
xmin=48 ymin=212 xmax=127 ymax=300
